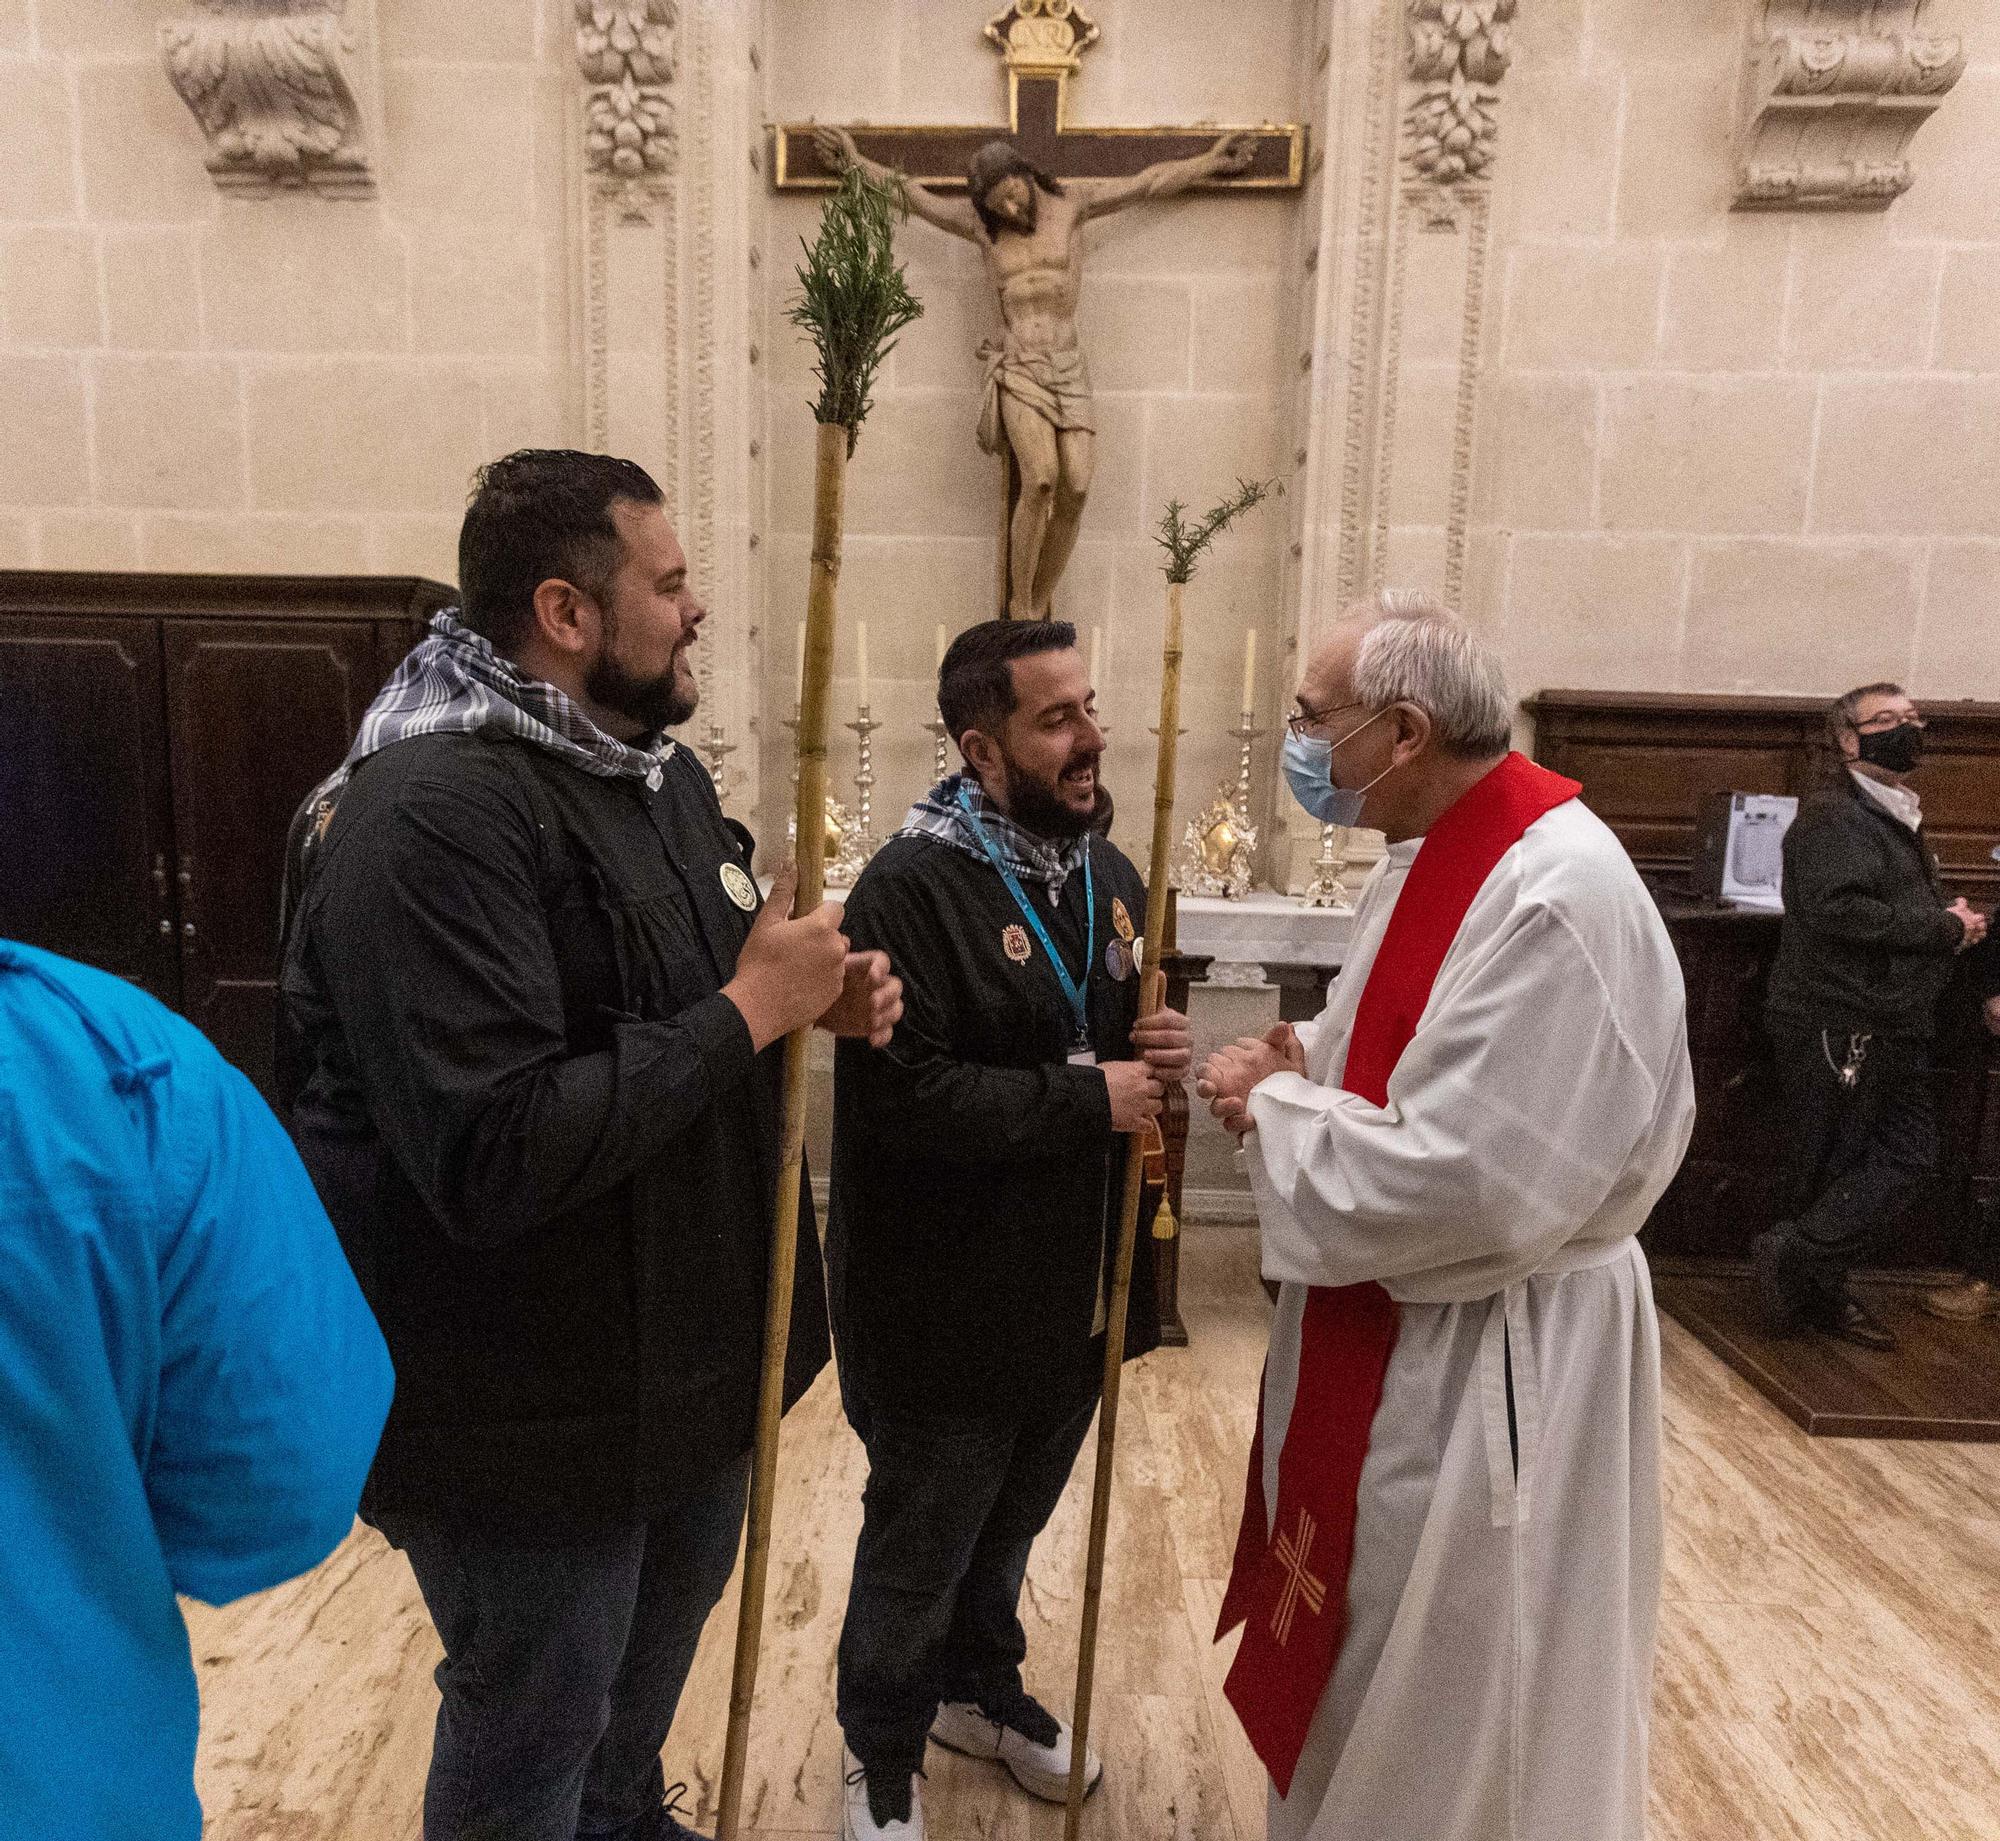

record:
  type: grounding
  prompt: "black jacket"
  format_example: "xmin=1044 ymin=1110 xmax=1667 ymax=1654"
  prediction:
xmin=827 ymin=831 xmax=1160 ymax=1423
xmin=1766 ymin=771 xmax=1966 ymax=1039
xmin=279 ymin=734 xmax=828 ymax=1521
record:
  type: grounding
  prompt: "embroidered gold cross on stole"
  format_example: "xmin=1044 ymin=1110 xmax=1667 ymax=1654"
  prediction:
xmin=1270 ymin=1508 xmax=1328 ymax=1648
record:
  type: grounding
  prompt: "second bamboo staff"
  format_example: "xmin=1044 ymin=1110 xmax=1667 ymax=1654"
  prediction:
xmin=1064 ymin=478 xmax=1280 ymax=1840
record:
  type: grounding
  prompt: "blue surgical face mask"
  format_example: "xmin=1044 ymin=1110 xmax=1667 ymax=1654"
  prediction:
xmin=1281 ymin=707 xmax=1395 ymax=827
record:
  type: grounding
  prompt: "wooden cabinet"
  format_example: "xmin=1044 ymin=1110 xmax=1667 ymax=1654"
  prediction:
xmin=0 ymin=571 xmax=455 ymax=1094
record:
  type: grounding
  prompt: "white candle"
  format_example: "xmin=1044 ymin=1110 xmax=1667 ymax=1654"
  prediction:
xmin=1090 ymin=624 xmax=1102 ymax=687
xmin=935 ymin=622 xmax=948 ymax=669
xmin=856 ymin=620 xmax=870 ymax=707
xmin=1241 ymin=628 xmax=1258 ymax=715
xmin=794 ymin=622 xmax=805 ymax=704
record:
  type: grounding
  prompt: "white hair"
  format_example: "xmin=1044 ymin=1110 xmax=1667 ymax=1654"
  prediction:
xmin=1346 ymin=588 xmax=1513 ymax=756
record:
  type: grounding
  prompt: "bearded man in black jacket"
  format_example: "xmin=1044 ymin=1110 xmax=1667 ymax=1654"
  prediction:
xmin=1754 ymin=682 xmax=1989 ymax=1352
xmin=825 ymin=619 xmax=1193 ymax=1841
xmin=280 ymin=449 xmax=902 ymax=1841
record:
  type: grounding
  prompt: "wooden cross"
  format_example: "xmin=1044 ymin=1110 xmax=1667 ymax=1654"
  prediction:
xmin=1270 ymin=1508 xmax=1328 ymax=1649
xmin=771 ymin=2 xmax=1304 ymax=195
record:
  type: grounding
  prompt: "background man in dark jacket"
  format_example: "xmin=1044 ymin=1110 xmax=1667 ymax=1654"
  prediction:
xmin=1756 ymin=682 xmax=1988 ymax=1352
xmin=280 ymin=449 xmax=901 ymax=1841
xmin=825 ymin=620 xmax=1192 ymax=1841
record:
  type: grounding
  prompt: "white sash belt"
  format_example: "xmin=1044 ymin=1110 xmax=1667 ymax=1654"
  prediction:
xmin=1476 ymin=1237 xmax=1636 ymax=1529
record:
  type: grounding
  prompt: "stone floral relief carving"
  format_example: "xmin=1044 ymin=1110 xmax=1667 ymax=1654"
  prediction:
xmin=159 ymin=0 xmax=373 ymax=196
xmin=1403 ymin=0 xmax=1514 ymax=192
xmin=576 ymin=0 xmax=678 ymax=187
xmin=1735 ymin=1 xmax=1966 ymax=209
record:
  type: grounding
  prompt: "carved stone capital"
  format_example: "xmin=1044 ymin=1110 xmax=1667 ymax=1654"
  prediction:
xmin=160 ymin=0 xmax=373 ymax=197
xmin=576 ymin=1 xmax=678 ymax=186
xmin=1402 ymin=0 xmax=1514 ymax=191
xmin=1734 ymin=2 xmax=1967 ymax=210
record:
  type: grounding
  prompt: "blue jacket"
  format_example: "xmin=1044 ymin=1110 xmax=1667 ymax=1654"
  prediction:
xmin=0 ymin=942 xmax=394 ymax=1839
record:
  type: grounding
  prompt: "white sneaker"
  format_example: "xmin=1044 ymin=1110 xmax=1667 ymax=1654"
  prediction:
xmin=841 ymin=1746 xmax=925 ymax=1840
xmin=930 ymin=1696 xmax=1103 ymax=1804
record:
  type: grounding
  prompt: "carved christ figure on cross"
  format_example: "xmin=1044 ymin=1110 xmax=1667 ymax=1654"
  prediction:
xmin=815 ymin=124 xmax=1254 ymax=620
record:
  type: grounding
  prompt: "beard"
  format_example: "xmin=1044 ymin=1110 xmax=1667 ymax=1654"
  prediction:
xmin=996 ymin=742 xmax=1100 ymax=839
xmin=586 ymin=635 xmax=697 ymax=736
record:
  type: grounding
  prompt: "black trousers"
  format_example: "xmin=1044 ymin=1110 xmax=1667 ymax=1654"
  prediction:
xmin=1768 ymin=1023 xmax=1939 ymax=1307
xmin=836 ymin=1370 xmax=1100 ymax=1775
xmin=372 ymin=1452 xmax=748 ymax=1841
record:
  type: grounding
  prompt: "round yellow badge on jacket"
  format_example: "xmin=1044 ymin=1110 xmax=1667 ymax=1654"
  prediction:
xmin=1111 ymin=897 xmax=1135 ymax=942
xmin=720 ymin=863 xmax=758 ymax=911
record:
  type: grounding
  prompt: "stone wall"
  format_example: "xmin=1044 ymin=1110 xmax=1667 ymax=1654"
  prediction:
xmin=0 ymin=0 xmax=572 ymax=584
xmin=4 ymin=0 xmax=1997 ymax=852
xmin=1476 ymin=0 xmax=2000 ymax=705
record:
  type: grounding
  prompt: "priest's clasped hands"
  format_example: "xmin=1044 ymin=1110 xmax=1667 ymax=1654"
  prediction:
xmin=1199 ymin=1023 xmax=1308 ymax=1140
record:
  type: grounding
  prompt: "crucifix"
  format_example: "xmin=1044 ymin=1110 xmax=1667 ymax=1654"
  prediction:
xmin=772 ymin=2 xmax=1305 ymax=620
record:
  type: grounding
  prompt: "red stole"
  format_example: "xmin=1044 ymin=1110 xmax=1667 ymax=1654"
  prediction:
xmin=1215 ymin=752 xmax=1581 ymax=1796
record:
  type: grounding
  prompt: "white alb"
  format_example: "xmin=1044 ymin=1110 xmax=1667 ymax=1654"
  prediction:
xmin=1242 ymin=798 xmax=1696 ymax=1841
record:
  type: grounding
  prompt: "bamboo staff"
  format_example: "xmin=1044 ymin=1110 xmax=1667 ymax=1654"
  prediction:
xmin=717 ymin=168 xmax=919 ymax=1841
xmin=1064 ymin=478 xmax=1280 ymax=1838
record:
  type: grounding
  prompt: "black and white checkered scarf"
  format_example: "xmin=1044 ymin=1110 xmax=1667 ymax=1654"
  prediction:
xmin=897 ymin=771 xmax=1088 ymax=904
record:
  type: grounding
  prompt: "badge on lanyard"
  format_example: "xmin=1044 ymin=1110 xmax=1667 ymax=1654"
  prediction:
xmin=719 ymin=862 xmax=759 ymax=911
xmin=958 ymin=785 xmax=1095 ymax=1051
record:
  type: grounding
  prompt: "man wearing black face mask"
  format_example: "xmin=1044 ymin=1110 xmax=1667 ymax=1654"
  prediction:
xmin=1756 ymin=683 xmax=1989 ymax=1351
xmin=824 ymin=618 xmax=1193 ymax=1841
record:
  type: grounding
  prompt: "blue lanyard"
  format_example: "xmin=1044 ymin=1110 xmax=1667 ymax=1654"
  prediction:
xmin=956 ymin=785 xmax=1095 ymax=1046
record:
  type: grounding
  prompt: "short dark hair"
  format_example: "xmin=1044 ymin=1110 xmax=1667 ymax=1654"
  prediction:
xmin=457 ymin=449 xmax=665 ymax=653
xmin=1830 ymin=680 xmax=1905 ymax=742
xmin=966 ymin=140 xmax=1064 ymax=237
xmin=938 ymin=618 xmax=1078 ymax=744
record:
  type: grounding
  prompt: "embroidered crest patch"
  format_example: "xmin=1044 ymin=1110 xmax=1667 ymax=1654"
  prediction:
xmin=1002 ymin=923 xmax=1032 ymax=964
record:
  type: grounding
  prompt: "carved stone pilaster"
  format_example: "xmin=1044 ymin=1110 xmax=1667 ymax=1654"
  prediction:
xmin=159 ymin=0 xmax=374 ymax=197
xmin=1402 ymin=0 xmax=1514 ymax=202
xmin=576 ymin=1 xmax=678 ymax=192
xmin=568 ymin=0 xmax=761 ymax=822
xmin=1734 ymin=2 xmax=1966 ymax=211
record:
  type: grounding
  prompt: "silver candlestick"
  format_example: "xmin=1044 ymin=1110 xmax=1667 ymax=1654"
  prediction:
xmin=700 ymin=711 xmax=737 ymax=795
xmin=1302 ymin=820 xmax=1355 ymax=910
xmin=831 ymin=705 xmax=881 ymax=886
xmin=1230 ymin=711 xmax=1263 ymax=818
xmin=923 ymin=713 xmax=951 ymax=783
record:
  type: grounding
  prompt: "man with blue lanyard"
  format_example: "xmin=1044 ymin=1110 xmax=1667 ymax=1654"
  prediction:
xmin=825 ymin=618 xmax=1193 ymax=1841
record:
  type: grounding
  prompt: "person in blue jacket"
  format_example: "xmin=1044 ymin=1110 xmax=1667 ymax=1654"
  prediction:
xmin=0 ymin=939 xmax=395 ymax=1840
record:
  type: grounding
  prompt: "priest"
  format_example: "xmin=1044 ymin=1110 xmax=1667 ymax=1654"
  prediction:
xmin=1198 ymin=592 xmax=1695 ymax=1841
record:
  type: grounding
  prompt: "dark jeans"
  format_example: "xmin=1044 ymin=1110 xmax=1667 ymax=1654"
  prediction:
xmin=1769 ymin=1023 xmax=1939 ymax=1306
xmin=374 ymin=1453 xmax=749 ymax=1841
xmin=836 ymin=1370 xmax=1100 ymax=1774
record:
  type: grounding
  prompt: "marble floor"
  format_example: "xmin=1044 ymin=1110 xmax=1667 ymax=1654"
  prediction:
xmin=190 ymin=1226 xmax=2000 ymax=1839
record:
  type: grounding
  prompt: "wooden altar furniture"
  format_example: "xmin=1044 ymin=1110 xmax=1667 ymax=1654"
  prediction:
xmin=0 ymin=570 xmax=454 ymax=1097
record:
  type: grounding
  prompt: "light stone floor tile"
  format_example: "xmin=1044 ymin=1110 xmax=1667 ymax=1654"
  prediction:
xmin=190 ymin=1228 xmax=2000 ymax=1838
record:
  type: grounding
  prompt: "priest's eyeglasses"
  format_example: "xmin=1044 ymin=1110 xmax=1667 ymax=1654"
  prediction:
xmin=1287 ymin=698 xmax=1369 ymax=740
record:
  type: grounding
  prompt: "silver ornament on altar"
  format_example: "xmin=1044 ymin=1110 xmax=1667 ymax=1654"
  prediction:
xmin=1173 ymin=712 xmax=1261 ymax=899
